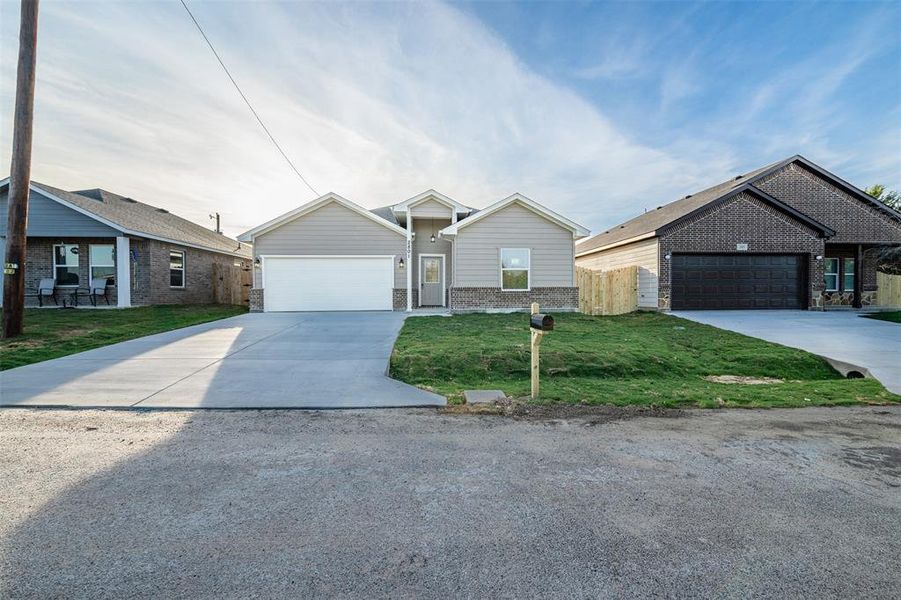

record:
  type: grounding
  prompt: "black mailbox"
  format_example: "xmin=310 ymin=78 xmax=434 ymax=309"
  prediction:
xmin=530 ymin=313 xmax=554 ymax=331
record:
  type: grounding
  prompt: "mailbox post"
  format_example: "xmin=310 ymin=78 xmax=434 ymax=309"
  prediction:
xmin=529 ymin=303 xmax=554 ymax=399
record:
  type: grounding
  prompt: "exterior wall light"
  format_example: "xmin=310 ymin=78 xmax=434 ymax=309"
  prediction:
xmin=398 ymin=257 xmax=405 ymax=269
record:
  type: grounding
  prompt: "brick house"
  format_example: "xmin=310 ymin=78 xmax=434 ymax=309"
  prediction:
xmin=0 ymin=180 xmax=251 ymax=307
xmin=576 ymin=156 xmax=901 ymax=310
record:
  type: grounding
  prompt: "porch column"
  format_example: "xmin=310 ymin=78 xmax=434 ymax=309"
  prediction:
xmin=853 ymin=244 xmax=863 ymax=309
xmin=116 ymin=236 xmax=131 ymax=308
xmin=406 ymin=215 xmax=412 ymax=312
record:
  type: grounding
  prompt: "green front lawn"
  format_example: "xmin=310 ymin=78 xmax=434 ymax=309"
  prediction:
xmin=0 ymin=305 xmax=247 ymax=370
xmin=863 ymin=311 xmax=901 ymax=324
xmin=390 ymin=312 xmax=899 ymax=408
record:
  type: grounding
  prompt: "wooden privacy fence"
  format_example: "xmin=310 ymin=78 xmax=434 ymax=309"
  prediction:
xmin=877 ymin=272 xmax=901 ymax=307
xmin=212 ymin=263 xmax=252 ymax=306
xmin=577 ymin=265 xmax=638 ymax=315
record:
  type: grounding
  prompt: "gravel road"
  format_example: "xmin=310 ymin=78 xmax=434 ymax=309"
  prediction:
xmin=1 ymin=406 xmax=899 ymax=599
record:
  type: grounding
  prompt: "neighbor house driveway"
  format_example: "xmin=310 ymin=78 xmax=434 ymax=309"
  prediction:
xmin=0 ymin=312 xmax=445 ymax=408
xmin=673 ymin=310 xmax=901 ymax=394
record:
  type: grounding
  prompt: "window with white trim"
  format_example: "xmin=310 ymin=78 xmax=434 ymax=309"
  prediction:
xmin=169 ymin=250 xmax=186 ymax=288
xmin=843 ymin=258 xmax=855 ymax=292
xmin=824 ymin=258 xmax=839 ymax=292
xmin=501 ymin=248 xmax=530 ymax=291
xmin=89 ymin=244 xmax=115 ymax=286
xmin=53 ymin=244 xmax=80 ymax=286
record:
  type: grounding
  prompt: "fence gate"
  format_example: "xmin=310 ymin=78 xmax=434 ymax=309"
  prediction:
xmin=212 ymin=263 xmax=252 ymax=306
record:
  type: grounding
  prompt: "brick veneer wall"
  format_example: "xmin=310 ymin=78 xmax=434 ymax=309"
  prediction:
xmin=755 ymin=164 xmax=901 ymax=244
xmin=657 ymin=192 xmax=825 ymax=310
xmin=132 ymin=238 xmax=245 ymax=305
xmin=449 ymin=287 xmax=579 ymax=310
xmin=22 ymin=238 xmax=119 ymax=306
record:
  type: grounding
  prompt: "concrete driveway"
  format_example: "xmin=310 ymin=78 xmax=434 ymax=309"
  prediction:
xmin=673 ymin=310 xmax=901 ymax=394
xmin=0 ymin=312 xmax=445 ymax=408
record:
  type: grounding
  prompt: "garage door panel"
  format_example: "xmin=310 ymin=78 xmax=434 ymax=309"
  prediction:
xmin=264 ymin=256 xmax=393 ymax=312
xmin=671 ymin=254 xmax=805 ymax=310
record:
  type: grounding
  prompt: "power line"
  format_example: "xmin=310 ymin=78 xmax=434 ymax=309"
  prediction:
xmin=179 ymin=0 xmax=319 ymax=197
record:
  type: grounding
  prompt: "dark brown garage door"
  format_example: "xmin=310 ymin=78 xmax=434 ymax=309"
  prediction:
xmin=671 ymin=254 xmax=806 ymax=310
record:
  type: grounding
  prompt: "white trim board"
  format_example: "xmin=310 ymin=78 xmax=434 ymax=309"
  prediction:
xmin=238 ymin=193 xmax=407 ymax=242
xmin=441 ymin=193 xmax=589 ymax=239
xmin=393 ymin=189 xmax=471 ymax=215
xmin=575 ymin=232 xmax=658 ymax=257
xmin=417 ymin=253 xmax=446 ymax=308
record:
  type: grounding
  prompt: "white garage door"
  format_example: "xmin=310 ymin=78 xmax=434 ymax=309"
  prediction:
xmin=263 ymin=256 xmax=394 ymax=312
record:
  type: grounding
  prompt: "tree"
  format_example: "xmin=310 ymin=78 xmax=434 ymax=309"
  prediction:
xmin=865 ymin=184 xmax=901 ymax=211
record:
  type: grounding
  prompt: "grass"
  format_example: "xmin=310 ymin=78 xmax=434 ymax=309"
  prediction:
xmin=0 ymin=305 xmax=247 ymax=370
xmin=390 ymin=311 xmax=900 ymax=409
xmin=863 ymin=311 xmax=901 ymax=324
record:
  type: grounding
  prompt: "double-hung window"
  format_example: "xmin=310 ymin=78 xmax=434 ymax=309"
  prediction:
xmin=169 ymin=250 xmax=186 ymax=288
xmin=824 ymin=258 xmax=839 ymax=292
xmin=89 ymin=244 xmax=116 ymax=285
xmin=501 ymin=248 xmax=530 ymax=291
xmin=825 ymin=257 xmax=856 ymax=293
xmin=53 ymin=244 xmax=80 ymax=286
xmin=843 ymin=258 xmax=855 ymax=292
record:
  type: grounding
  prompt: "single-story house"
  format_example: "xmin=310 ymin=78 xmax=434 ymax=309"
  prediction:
xmin=576 ymin=155 xmax=901 ymax=310
xmin=0 ymin=179 xmax=251 ymax=307
xmin=237 ymin=190 xmax=589 ymax=312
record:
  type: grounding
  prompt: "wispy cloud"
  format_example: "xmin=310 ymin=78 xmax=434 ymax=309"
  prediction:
xmin=1 ymin=1 xmax=897 ymax=240
xmin=0 ymin=1 xmax=715 ymax=236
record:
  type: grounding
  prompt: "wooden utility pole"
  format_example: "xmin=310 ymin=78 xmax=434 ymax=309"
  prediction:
xmin=2 ymin=0 xmax=39 ymax=338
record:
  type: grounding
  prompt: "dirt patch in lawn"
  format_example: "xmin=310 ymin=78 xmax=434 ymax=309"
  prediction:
xmin=442 ymin=399 xmax=685 ymax=424
xmin=704 ymin=375 xmax=785 ymax=385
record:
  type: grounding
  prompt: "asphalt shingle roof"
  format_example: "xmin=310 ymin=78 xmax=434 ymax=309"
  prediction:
xmin=576 ymin=159 xmax=786 ymax=255
xmin=30 ymin=182 xmax=250 ymax=257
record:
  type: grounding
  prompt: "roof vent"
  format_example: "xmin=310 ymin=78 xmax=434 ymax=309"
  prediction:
xmin=684 ymin=194 xmax=692 ymax=199
xmin=619 ymin=225 xmax=625 ymax=229
xmin=656 ymin=206 xmax=663 ymax=210
xmin=734 ymin=175 xmax=743 ymax=180
xmin=156 ymin=208 xmax=169 ymax=213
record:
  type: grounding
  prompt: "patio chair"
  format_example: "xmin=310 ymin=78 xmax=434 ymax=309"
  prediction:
xmin=36 ymin=278 xmax=58 ymax=307
xmin=89 ymin=278 xmax=111 ymax=306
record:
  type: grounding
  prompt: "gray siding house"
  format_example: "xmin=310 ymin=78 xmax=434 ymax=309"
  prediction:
xmin=238 ymin=190 xmax=588 ymax=312
xmin=0 ymin=179 xmax=251 ymax=307
xmin=576 ymin=156 xmax=901 ymax=310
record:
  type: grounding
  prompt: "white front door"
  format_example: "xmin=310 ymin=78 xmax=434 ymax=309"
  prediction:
xmin=263 ymin=256 xmax=394 ymax=312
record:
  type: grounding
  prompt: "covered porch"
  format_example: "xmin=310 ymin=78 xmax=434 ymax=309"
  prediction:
xmin=11 ymin=236 xmax=133 ymax=308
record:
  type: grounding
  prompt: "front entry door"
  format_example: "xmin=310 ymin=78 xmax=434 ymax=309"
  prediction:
xmin=420 ymin=256 xmax=444 ymax=307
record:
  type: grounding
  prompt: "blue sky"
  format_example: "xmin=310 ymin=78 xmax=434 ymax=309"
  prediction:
xmin=1 ymin=1 xmax=899 ymax=237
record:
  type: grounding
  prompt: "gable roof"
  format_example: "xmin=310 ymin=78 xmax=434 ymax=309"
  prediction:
xmin=392 ymin=189 xmax=472 ymax=215
xmin=237 ymin=192 xmax=407 ymax=242
xmin=440 ymin=193 xmax=589 ymax=239
xmin=575 ymin=155 xmax=895 ymax=256
xmin=0 ymin=178 xmax=250 ymax=257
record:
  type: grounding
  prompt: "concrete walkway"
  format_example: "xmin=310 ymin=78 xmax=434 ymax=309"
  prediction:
xmin=672 ymin=310 xmax=901 ymax=394
xmin=0 ymin=312 xmax=446 ymax=408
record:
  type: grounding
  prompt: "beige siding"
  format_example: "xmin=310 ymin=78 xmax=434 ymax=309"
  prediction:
xmin=252 ymin=201 xmax=405 ymax=288
xmin=410 ymin=198 xmax=452 ymax=219
xmin=576 ymin=238 xmax=659 ymax=308
xmin=412 ymin=218 xmax=452 ymax=292
xmin=453 ymin=203 xmax=575 ymax=287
